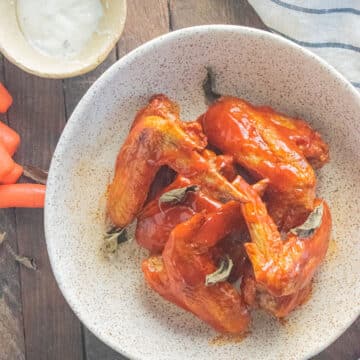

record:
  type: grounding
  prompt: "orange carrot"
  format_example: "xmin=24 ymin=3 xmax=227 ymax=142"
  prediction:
xmin=0 ymin=83 xmax=13 ymax=113
xmin=0 ymin=184 xmax=46 ymax=208
xmin=0 ymin=142 xmax=15 ymax=180
xmin=0 ymin=121 xmax=20 ymax=155
xmin=1 ymin=163 xmax=23 ymax=184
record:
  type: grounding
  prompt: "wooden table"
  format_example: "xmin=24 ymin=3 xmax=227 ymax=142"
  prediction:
xmin=0 ymin=1 xmax=359 ymax=359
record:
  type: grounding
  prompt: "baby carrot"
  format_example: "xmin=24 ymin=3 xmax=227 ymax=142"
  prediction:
xmin=0 ymin=142 xmax=15 ymax=180
xmin=0 ymin=121 xmax=20 ymax=156
xmin=0 ymin=163 xmax=23 ymax=184
xmin=0 ymin=184 xmax=46 ymax=208
xmin=0 ymin=83 xmax=13 ymax=113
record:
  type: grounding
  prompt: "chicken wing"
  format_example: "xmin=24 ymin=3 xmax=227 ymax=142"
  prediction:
xmin=200 ymin=96 xmax=329 ymax=228
xmin=256 ymin=105 xmax=329 ymax=169
xmin=143 ymin=202 xmax=250 ymax=334
xmin=136 ymin=160 xmax=267 ymax=254
xmin=241 ymin=262 xmax=312 ymax=318
xmin=233 ymin=174 xmax=332 ymax=297
xmin=109 ymin=93 xmax=332 ymax=329
xmin=108 ymin=95 xmax=249 ymax=228
xmin=136 ymin=151 xmax=238 ymax=252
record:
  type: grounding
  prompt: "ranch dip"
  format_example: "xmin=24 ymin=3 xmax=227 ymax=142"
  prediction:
xmin=16 ymin=0 xmax=104 ymax=59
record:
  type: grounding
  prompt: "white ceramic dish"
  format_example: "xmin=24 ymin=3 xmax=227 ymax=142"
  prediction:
xmin=0 ymin=0 xmax=126 ymax=78
xmin=45 ymin=25 xmax=360 ymax=360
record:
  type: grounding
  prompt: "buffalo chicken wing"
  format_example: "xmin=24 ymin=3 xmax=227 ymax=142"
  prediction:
xmin=107 ymin=94 xmax=331 ymax=334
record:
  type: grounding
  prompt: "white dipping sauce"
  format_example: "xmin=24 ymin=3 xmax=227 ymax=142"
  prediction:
xmin=17 ymin=0 xmax=104 ymax=59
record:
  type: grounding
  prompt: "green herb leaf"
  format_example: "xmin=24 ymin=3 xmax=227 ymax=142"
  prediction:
xmin=290 ymin=203 xmax=324 ymax=238
xmin=158 ymin=185 xmax=199 ymax=207
xmin=107 ymin=227 xmax=129 ymax=244
xmin=102 ymin=227 xmax=130 ymax=256
xmin=205 ymin=255 xmax=233 ymax=286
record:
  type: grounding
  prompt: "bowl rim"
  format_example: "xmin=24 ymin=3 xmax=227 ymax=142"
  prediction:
xmin=0 ymin=0 xmax=127 ymax=79
xmin=44 ymin=24 xmax=360 ymax=359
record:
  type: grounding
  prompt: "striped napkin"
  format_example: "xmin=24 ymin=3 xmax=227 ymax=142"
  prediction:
xmin=248 ymin=0 xmax=360 ymax=91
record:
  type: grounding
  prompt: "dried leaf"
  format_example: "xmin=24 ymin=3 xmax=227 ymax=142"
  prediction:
xmin=14 ymin=255 xmax=37 ymax=270
xmin=23 ymin=165 xmax=48 ymax=184
xmin=158 ymin=185 xmax=199 ymax=207
xmin=102 ymin=234 xmax=118 ymax=255
xmin=102 ymin=227 xmax=129 ymax=256
xmin=205 ymin=256 xmax=233 ymax=286
xmin=107 ymin=227 xmax=129 ymax=244
xmin=0 ymin=232 xmax=6 ymax=246
xmin=0 ymin=232 xmax=37 ymax=270
xmin=202 ymin=67 xmax=221 ymax=105
xmin=290 ymin=203 xmax=324 ymax=238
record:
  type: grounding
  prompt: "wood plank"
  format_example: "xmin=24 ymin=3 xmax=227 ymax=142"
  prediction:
xmin=0 ymin=55 xmax=26 ymax=360
xmin=117 ymin=0 xmax=169 ymax=57
xmin=4 ymin=60 xmax=84 ymax=360
xmin=168 ymin=0 xmax=267 ymax=30
xmin=83 ymin=328 xmax=124 ymax=360
xmin=0 ymin=211 xmax=25 ymax=360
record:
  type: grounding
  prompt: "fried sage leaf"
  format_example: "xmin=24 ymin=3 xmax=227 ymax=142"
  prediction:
xmin=102 ymin=227 xmax=130 ymax=256
xmin=290 ymin=203 xmax=324 ymax=238
xmin=23 ymin=165 xmax=48 ymax=184
xmin=202 ymin=67 xmax=221 ymax=104
xmin=205 ymin=255 xmax=233 ymax=286
xmin=159 ymin=185 xmax=199 ymax=207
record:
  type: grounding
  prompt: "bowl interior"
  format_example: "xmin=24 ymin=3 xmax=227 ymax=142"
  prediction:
xmin=0 ymin=0 xmax=126 ymax=78
xmin=45 ymin=26 xmax=360 ymax=360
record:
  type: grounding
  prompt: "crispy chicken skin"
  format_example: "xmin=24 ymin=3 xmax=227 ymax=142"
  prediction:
xmin=136 ymin=172 xmax=267 ymax=254
xmin=108 ymin=95 xmax=249 ymax=228
xmin=136 ymin=150 xmax=239 ymax=253
xmin=142 ymin=202 xmax=250 ymax=334
xmin=241 ymin=261 xmax=313 ymax=318
xmin=200 ymin=96 xmax=329 ymax=229
xmin=235 ymin=173 xmax=332 ymax=297
xmin=108 ymin=95 xmax=207 ymax=227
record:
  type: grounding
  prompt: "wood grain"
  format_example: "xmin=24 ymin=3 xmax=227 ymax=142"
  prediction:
xmin=83 ymin=328 xmax=124 ymax=360
xmin=0 ymin=56 xmax=26 ymax=360
xmin=0 ymin=212 xmax=25 ymax=360
xmin=3 ymin=60 xmax=84 ymax=360
xmin=117 ymin=0 xmax=169 ymax=57
xmin=168 ymin=0 xmax=267 ymax=30
xmin=0 ymin=215 xmax=25 ymax=360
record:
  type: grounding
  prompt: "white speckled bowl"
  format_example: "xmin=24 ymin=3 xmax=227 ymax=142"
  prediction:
xmin=45 ymin=26 xmax=360 ymax=360
xmin=0 ymin=0 xmax=126 ymax=78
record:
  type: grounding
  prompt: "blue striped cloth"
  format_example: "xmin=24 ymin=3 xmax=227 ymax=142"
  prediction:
xmin=248 ymin=0 xmax=360 ymax=90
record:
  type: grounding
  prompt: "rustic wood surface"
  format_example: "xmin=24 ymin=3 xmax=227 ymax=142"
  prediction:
xmin=0 ymin=1 xmax=358 ymax=359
